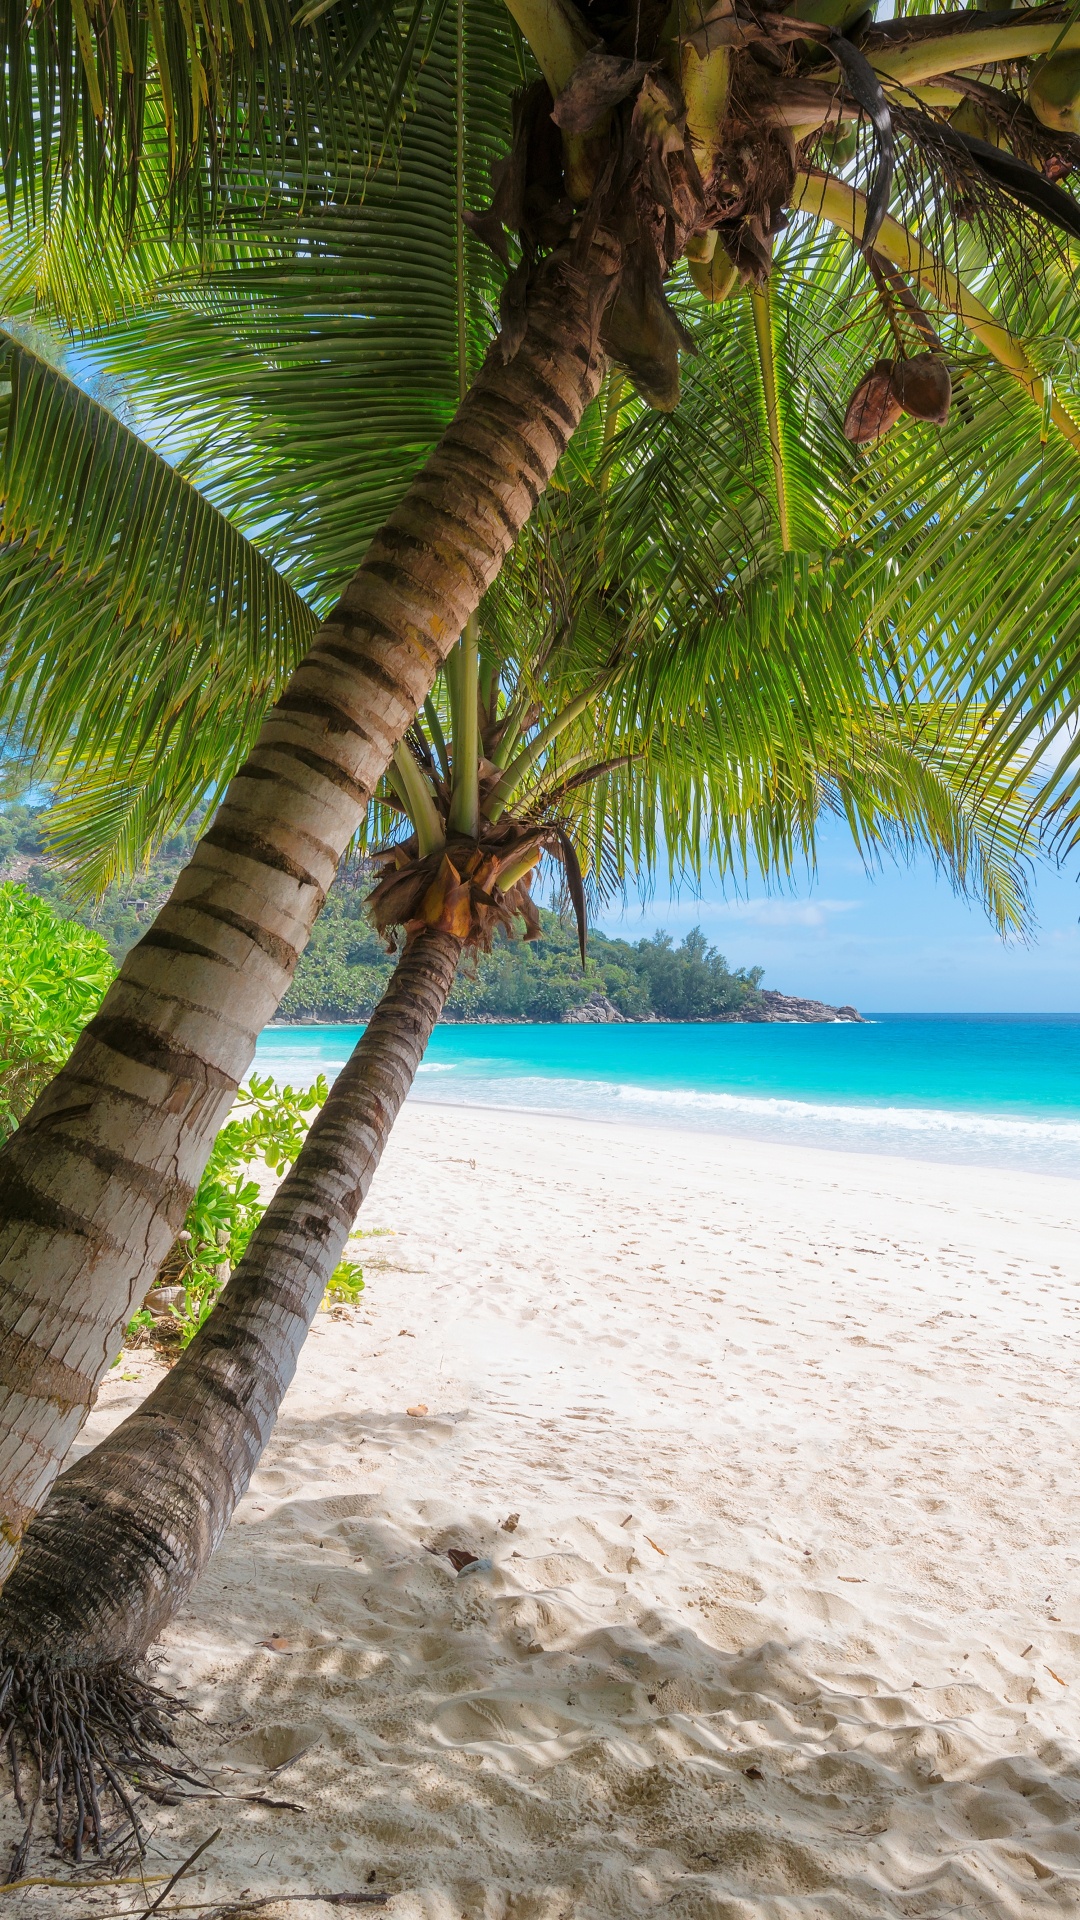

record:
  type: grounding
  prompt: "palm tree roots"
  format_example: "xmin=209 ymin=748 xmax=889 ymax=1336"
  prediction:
xmin=0 ymin=1653 xmax=179 ymax=1880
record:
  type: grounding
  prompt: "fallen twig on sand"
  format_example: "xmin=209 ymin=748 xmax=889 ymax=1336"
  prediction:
xmin=136 ymin=1829 xmax=222 ymax=1920
xmin=221 ymin=1898 xmax=390 ymax=1911
xmin=142 ymin=1785 xmax=308 ymax=1813
xmin=267 ymin=1744 xmax=318 ymax=1777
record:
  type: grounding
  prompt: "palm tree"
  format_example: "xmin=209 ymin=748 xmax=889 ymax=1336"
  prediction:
xmin=3 ymin=0 xmax=1080 ymax=1575
xmin=0 ymin=282 xmax=1045 ymax=1831
xmin=0 ymin=466 xmax=1040 ymax=1861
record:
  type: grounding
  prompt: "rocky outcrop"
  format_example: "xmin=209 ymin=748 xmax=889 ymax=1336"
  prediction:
xmin=279 ymin=991 xmax=863 ymax=1027
xmin=747 ymin=991 xmax=863 ymax=1024
xmin=561 ymin=994 xmax=627 ymax=1024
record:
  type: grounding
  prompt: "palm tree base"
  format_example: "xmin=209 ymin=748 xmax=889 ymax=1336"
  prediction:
xmin=0 ymin=1653 xmax=178 ymax=1876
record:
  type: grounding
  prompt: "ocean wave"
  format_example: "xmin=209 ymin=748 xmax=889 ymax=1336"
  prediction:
xmin=408 ymin=1071 xmax=1080 ymax=1174
xmin=603 ymin=1080 xmax=1080 ymax=1141
xmin=253 ymin=1036 xmax=1080 ymax=1175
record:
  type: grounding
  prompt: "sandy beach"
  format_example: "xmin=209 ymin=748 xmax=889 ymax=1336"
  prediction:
xmin=16 ymin=1104 xmax=1080 ymax=1918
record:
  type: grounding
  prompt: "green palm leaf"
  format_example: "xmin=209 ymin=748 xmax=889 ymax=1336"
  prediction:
xmin=0 ymin=331 xmax=315 ymax=888
xmin=0 ymin=0 xmax=442 ymax=229
xmin=75 ymin=0 xmax=522 ymax=601
xmin=2 ymin=29 xmax=1072 ymax=917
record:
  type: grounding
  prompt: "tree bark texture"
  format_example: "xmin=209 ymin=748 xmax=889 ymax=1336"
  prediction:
xmin=0 ymin=929 xmax=462 ymax=1666
xmin=0 ymin=240 xmax=614 ymax=1579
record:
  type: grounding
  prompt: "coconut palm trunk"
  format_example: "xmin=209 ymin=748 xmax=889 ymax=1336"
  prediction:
xmin=0 ymin=239 xmax=613 ymax=1579
xmin=0 ymin=926 xmax=461 ymax=1692
xmin=0 ymin=637 xmax=584 ymax=1857
xmin=0 ymin=601 xmax=616 ymax=1836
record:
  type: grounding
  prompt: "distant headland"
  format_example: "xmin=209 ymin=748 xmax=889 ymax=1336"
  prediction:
xmin=555 ymin=990 xmax=864 ymax=1025
xmin=0 ymin=814 xmax=860 ymax=1027
xmin=277 ymin=903 xmax=863 ymax=1027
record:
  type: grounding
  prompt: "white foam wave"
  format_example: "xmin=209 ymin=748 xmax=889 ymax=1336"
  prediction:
xmin=607 ymin=1079 xmax=1080 ymax=1142
xmin=408 ymin=1071 xmax=1080 ymax=1174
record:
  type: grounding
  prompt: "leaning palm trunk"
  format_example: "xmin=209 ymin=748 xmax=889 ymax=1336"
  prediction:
xmin=0 ymin=240 xmax=613 ymax=1578
xmin=0 ymin=627 xmax=599 ymax=1858
xmin=0 ymin=926 xmax=461 ymax=1865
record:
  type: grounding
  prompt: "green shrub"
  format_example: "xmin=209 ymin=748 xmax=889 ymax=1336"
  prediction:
xmin=0 ymin=881 xmax=115 ymax=1138
xmin=131 ymin=1072 xmax=364 ymax=1348
xmin=0 ymin=876 xmax=380 ymax=1355
xmin=325 ymin=1259 xmax=366 ymax=1306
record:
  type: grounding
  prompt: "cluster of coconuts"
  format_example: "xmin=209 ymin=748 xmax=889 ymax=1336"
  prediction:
xmin=839 ymin=45 xmax=1080 ymax=446
xmin=843 ymin=353 xmax=952 ymax=444
xmin=946 ymin=48 xmax=1080 ymax=142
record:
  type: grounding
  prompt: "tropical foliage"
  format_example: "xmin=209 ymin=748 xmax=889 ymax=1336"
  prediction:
xmin=0 ymin=806 xmax=202 ymax=955
xmin=2 ymin=3 xmax=1080 ymax=888
xmin=0 ymin=204 xmax=1054 ymax=936
xmin=0 ymin=0 xmax=519 ymax=878
xmin=0 ymin=876 xmax=360 ymax=1342
xmin=0 ymin=883 xmax=115 ymax=1136
xmin=144 ymin=1073 xmax=364 ymax=1349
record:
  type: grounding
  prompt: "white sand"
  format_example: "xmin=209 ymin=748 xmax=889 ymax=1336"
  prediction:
xmin=16 ymin=1106 xmax=1080 ymax=1918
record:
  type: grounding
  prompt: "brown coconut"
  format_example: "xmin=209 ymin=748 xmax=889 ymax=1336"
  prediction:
xmin=892 ymin=353 xmax=952 ymax=426
xmin=842 ymin=360 xmax=903 ymax=444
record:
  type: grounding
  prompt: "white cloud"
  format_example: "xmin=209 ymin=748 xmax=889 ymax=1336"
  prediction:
xmin=709 ymin=897 xmax=860 ymax=930
xmin=602 ymin=893 xmax=860 ymax=934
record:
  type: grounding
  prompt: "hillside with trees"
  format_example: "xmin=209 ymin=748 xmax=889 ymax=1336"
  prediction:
xmin=0 ymin=804 xmax=199 ymax=958
xmin=0 ymin=808 xmax=767 ymax=1023
xmin=278 ymin=893 xmax=766 ymax=1025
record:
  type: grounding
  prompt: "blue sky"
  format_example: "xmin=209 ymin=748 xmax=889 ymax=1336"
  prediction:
xmin=595 ymin=825 xmax=1080 ymax=1013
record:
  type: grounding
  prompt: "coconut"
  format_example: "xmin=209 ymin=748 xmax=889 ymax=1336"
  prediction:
xmin=891 ymin=353 xmax=952 ymax=426
xmin=786 ymin=0 xmax=868 ymax=28
xmin=949 ymin=97 xmax=1012 ymax=151
xmin=818 ymin=125 xmax=859 ymax=169
xmin=1028 ymin=52 xmax=1080 ymax=136
xmin=843 ymin=360 xmax=903 ymax=443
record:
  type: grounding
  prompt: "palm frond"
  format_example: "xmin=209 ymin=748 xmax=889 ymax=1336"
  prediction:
xmin=0 ymin=331 xmax=315 ymax=890
xmin=73 ymin=0 xmax=524 ymax=604
xmin=0 ymin=0 xmax=443 ymax=230
xmin=10 ymin=61 xmax=1078 ymax=924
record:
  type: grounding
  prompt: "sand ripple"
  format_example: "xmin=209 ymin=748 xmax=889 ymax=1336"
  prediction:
xmin=13 ymin=1107 xmax=1080 ymax=1918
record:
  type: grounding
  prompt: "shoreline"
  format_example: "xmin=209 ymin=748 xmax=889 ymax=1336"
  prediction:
xmin=400 ymin=1087 xmax=1080 ymax=1179
xmin=254 ymin=1027 xmax=1080 ymax=1179
xmin=30 ymin=1106 xmax=1080 ymax=1919
xmin=265 ymin=1010 xmax=1080 ymax=1025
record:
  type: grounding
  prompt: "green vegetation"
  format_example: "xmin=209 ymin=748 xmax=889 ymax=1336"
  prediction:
xmin=0 ymin=880 xmax=362 ymax=1338
xmin=279 ymin=894 xmax=765 ymax=1024
xmin=0 ymin=882 xmax=114 ymax=1135
xmin=146 ymin=1073 xmax=364 ymax=1348
xmin=0 ymin=807 xmax=198 ymax=960
xmin=1 ymin=809 xmax=768 ymax=1021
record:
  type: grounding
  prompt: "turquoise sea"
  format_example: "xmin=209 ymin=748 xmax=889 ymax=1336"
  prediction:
xmin=255 ymin=1014 xmax=1080 ymax=1177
